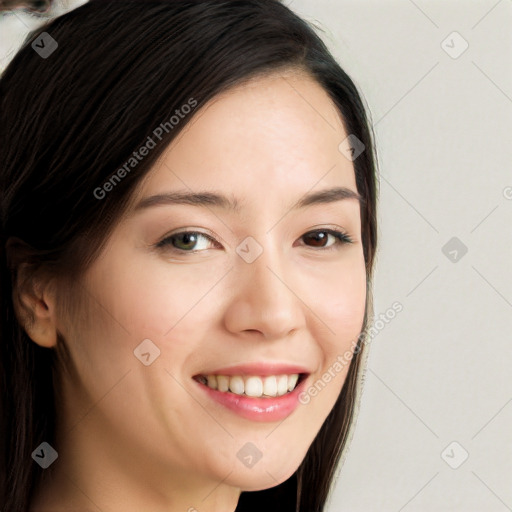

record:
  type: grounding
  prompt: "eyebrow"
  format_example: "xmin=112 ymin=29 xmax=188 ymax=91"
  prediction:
xmin=133 ymin=186 xmax=362 ymax=214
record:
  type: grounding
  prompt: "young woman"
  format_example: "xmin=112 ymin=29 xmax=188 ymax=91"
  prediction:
xmin=0 ymin=1 xmax=378 ymax=510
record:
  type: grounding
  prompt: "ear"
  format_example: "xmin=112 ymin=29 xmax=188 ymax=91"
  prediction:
xmin=13 ymin=263 xmax=58 ymax=349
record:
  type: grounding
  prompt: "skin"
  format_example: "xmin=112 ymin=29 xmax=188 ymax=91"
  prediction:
xmin=24 ymin=69 xmax=367 ymax=512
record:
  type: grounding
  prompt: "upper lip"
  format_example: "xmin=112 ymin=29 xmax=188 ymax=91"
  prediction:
xmin=194 ymin=362 xmax=313 ymax=377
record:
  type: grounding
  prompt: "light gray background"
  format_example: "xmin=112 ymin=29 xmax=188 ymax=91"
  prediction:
xmin=1 ymin=1 xmax=511 ymax=510
xmin=285 ymin=1 xmax=512 ymax=511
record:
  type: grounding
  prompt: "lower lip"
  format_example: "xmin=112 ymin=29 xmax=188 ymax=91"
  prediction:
xmin=194 ymin=375 xmax=309 ymax=422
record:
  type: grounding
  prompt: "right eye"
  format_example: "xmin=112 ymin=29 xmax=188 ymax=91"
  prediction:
xmin=155 ymin=231 xmax=221 ymax=253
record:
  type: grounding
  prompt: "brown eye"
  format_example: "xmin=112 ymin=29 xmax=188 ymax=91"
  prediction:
xmin=303 ymin=231 xmax=329 ymax=247
xmin=301 ymin=229 xmax=353 ymax=250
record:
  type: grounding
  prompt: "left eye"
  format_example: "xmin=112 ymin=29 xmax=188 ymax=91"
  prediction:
xmin=156 ymin=228 xmax=353 ymax=254
xmin=301 ymin=229 xmax=353 ymax=249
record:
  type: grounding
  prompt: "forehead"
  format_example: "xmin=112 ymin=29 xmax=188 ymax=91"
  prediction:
xmin=132 ymin=69 xmax=357 ymax=209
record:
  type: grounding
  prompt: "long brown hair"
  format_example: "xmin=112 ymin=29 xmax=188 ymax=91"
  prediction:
xmin=0 ymin=1 xmax=378 ymax=510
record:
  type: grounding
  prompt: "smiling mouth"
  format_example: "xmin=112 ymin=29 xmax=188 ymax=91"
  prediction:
xmin=193 ymin=373 xmax=308 ymax=398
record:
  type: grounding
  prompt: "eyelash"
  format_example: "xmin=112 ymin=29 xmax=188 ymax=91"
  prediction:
xmin=155 ymin=228 xmax=353 ymax=254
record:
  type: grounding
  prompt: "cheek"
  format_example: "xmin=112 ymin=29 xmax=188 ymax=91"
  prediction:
xmin=295 ymin=257 xmax=366 ymax=410
xmin=313 ymin=257 xmax=367 ymax=348
xmin=89 ymin=257 xmax=222 ymax=339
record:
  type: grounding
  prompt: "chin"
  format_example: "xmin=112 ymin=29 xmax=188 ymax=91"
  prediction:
xmin=234 ymin=462 xmax=300 ymax=492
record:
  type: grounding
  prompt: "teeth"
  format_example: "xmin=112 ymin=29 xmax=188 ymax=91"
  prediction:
xmin=217 ymin=375 xmax=229 ymax=392
xmin=197 ymin=373 xmax=302 ymax=398
xmin=244 ymin=376 xmax=263 ymax=397
xmin=287 ymin=373 xmax=299 ymax=391
xmin=229 ymin=376 xmax=244 ymax=395
xmin=277 ymin=375 xmax=288 ymax=396
xmin=206 ymin=375 xmax=217 ymax=389
xmin=262 ymin=375 xmax=277 ymax=397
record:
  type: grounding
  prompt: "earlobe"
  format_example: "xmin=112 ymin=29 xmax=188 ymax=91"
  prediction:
xmin=13 ymin=268 xmax=58 ymax=349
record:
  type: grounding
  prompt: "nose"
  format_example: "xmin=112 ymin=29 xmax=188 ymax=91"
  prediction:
xmin=222 ymin=245 xmax=306 ymax=341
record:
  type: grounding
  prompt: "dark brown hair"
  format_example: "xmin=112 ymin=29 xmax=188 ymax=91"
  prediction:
xmin=0 ymin=1 xmax=378 ymax=510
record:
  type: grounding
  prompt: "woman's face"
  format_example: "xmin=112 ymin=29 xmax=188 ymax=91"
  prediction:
xmin=52 ymin=70 xmax=366 ymax=508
